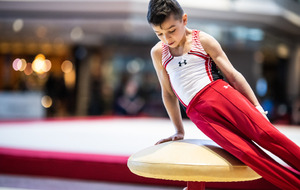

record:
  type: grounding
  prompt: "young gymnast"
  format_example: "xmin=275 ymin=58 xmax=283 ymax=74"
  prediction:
xmin=147 ymin=0 xmax=300 ymax=189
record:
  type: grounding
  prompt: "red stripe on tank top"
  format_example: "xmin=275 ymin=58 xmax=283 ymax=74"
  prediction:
xmin=163 ymin=56 xmax=174 ymax=68
xmin=188 ymin=50 xmax=208 ymax=59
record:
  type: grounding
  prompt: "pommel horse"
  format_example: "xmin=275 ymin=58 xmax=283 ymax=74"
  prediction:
xmin=127 ymin=139 xmax=261 ymax=190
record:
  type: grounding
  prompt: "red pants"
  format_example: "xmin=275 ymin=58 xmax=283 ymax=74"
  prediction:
xmin=186 ymin=80 xmax=300 ymax=190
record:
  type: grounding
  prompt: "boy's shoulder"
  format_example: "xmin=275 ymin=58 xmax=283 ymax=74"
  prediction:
xmin=198 ymin=31 xmax=215 ymax=46
xmin=150 ymin=41 xmax=163 ymax=57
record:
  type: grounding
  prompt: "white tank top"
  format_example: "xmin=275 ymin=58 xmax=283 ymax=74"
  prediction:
xmin=162 ymin=30 xmax=222 ymax=107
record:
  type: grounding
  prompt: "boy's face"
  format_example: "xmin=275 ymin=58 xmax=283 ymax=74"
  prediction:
xmin=151 ymin=14 xmax=187 ymax=48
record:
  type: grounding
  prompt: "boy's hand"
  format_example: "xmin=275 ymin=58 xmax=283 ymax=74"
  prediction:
xmin=155 ymin=133 xmax=184 ymax=145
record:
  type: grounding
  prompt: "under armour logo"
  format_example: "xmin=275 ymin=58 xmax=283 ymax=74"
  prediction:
xmin=178 ymin=60 xmax=187 ymax=67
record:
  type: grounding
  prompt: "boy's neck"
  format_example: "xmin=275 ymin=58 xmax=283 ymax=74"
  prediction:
xmin=169 ymin=28 xmax=192 ymax=56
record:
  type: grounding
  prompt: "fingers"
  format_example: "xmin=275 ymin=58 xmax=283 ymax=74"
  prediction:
xmin=155 ymin=135 xmax=184 ymax=145
xmin=155 ymin=137 xmax=172 ymax=145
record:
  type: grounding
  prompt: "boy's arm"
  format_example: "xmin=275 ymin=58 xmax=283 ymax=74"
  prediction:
xmin=151 ymin=42 xmax=185 ymax=144
xmin=199 ymin=32 xmax=268 ymax=117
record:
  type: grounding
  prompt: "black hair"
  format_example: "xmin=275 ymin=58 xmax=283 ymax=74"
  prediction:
xmin=147 ymin=0 xmax=184 ymax=26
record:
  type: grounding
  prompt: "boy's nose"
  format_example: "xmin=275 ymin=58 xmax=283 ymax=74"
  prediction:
xmin=163 ymin=35 xmax=171 ymax=44
xmin=163 ymin=34 xmax=171 ymax=40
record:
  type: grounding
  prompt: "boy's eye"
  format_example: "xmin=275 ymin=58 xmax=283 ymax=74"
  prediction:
xmin=169 ymin=29 xmax=176 ymax=33
xmin=157 ymin=33 xmax=163 ymax=36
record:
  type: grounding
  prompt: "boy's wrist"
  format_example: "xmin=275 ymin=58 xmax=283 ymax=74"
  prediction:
xmin=175 ymin=130 xmax=185 ymax=135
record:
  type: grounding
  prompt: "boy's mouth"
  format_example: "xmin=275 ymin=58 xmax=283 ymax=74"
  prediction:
xmin=168 ymin=42 xmax=175 ymax=46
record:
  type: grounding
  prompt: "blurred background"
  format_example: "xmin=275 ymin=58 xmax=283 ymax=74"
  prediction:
xmin=0 ymin=0 xmax=299 ymax=125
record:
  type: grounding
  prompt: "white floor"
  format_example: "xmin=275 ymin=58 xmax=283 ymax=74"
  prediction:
xmin=0 ymin=118 xmax=210 ymax=156
xmin=0 ymin=117 xmax=299 ymax=157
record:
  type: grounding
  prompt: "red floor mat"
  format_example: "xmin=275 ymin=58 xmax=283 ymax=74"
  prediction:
xmin=0 ymin=146 xmax=279 ymax=190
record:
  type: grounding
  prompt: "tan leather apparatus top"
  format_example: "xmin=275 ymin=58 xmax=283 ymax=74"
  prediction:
xmin=127 ymin=139 xmax=261 ymax=182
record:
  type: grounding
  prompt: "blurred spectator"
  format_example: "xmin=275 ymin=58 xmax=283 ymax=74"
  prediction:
xmin=114 ymin=76 xmax=145 ymax=116
xmin=45 ymin=72 xmax=69 ymax=117
xmin=292 ymin=97 xmax=300 ymax=125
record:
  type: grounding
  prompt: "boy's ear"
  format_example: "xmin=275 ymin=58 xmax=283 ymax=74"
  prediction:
xmin=182 ymin=13 xmax=188 ymax=25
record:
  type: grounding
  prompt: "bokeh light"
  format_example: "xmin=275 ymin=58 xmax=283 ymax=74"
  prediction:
xmin=41 ymin=95 xmax=53 ymax=108
xmin=61 ymin=60 xmax=73 ymax=73
xmin=31 ymin=54 xmax=52 ymax=74
xmin=44 ymin=59 xmax=52 ymax=72
xmin=70 ymin=26 xmax=84 ymax=41
xmin=12 ymin=19 xmax=24 ymax=33
xmin=24 ymin=63 xmax=33 ymax=75
xmin=256 ymin=78 xmax=268 ymax=97
xmin=12 ymin=58 xmax=27 ymax=71
xmin=12 ymin=58 xmax=21 ymax=71
xmin=126 ymin=58 xmax=145 ymax=74
xmin=64 ymin=70 xmax=76 ymax=89
xmin=277 ymin=44 xmax=289 ymax=59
